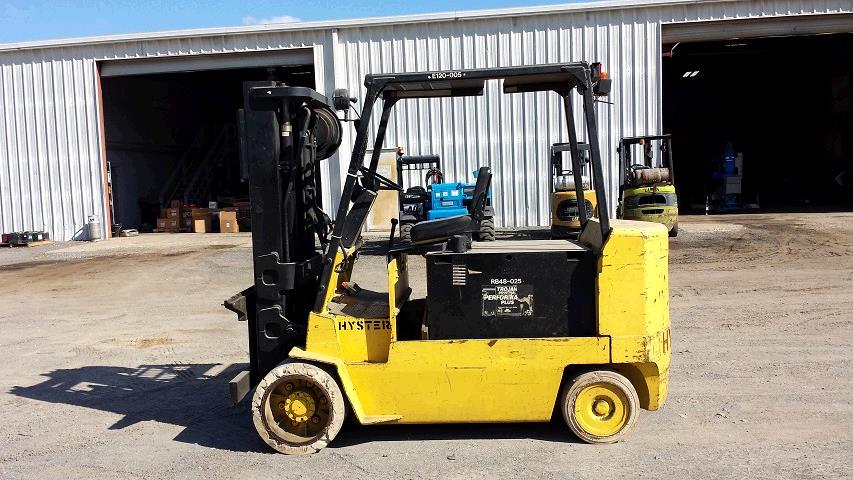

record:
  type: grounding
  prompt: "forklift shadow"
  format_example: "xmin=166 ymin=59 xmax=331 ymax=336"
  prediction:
xmin=8 ymin=363 xmax=269 ymax=454
xmin=333 ymin=420 xmax=580 ymax=448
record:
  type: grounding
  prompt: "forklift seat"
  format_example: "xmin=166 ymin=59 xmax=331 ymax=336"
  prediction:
xmin=409 ymin=215 xmax=474 ymax=243
xmin=410 ymin=167 xmax=492 ymax=245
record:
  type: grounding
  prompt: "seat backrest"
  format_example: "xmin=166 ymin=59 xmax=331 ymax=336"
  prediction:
xmin=468 ymin=166 xmax=492 ymax=221
xmin=340 ymin=189 xmax=377 ymax=249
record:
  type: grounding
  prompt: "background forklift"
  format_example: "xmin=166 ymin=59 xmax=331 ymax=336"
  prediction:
xmin=550 ymin=142 xmax=597 ymax=238
xmin=617 ymin=134 xmax=679 ymax=236
xmin=397 ymin=149 xmax=495 ymax=242
xmin=225 ymin=63 xmax=670 ymax=454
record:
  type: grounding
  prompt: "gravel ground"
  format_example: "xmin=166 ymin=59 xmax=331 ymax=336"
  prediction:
xmin=0 ymin=213 xmax=851 ymax=479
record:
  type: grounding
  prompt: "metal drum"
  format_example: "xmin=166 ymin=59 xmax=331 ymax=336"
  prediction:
xmin=87 ymin=215 xmax=102 ymax=241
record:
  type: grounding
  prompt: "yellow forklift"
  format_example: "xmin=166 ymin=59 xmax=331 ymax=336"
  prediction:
xmin=550 ymin=142 xmax=597 ymax=238
xmin=617 ymin=135 xmax=679 ymax=236
xmin=225 ymin=63 xmax=671 ymax=454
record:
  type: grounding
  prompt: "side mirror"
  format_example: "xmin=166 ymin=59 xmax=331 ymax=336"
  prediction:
xmin=333 ymin=88 xmax=357 ymax=112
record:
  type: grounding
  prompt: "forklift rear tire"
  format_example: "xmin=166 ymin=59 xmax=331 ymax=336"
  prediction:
xmin=400 ymin=223 xmax=412 ymax=242
xmin=560 ymin=370 xmax=639 ymax=444
xmin=477 ymin=218 xmax=496 ymax=241
xmin=669 ymin=222 xmax=678 ymax=237
xmin=252 ymin=362 xmax=346 ymax=454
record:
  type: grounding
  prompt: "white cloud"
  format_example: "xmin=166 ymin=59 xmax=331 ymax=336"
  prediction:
xmin=242 ymin=15 xmax=301 ymax=26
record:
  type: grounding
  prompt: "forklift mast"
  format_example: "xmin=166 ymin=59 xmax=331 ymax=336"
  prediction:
xmin=551 ymin=143 xmax=591 ymax=182
xmin=229 ymin=81 xmax=342 ymax=384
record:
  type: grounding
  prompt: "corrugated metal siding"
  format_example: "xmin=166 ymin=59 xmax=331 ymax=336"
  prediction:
xmin=0 ymin=55 xmax=103 ymax=240
xmin=1 ymin=0 xmax=851 ymax=237
xmin=0 ymin=32 xmax=325 ymax=240
xmin=334 ymin=12 xmax=661 ymax=227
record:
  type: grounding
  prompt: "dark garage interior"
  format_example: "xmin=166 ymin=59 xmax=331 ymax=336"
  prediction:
xmin=663 ymin=33 xmax=852 ymax=213
xmin=101 ymin=64 xmax=315 ymax=230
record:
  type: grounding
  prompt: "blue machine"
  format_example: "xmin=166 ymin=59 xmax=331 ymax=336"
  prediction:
xmin=427 ymin=174 xmax=493 ymax=220
xmin=397 ymin=152 xmax=495 ymax=241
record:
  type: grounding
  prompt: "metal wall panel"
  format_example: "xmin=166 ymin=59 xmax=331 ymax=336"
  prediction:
xmin=0 ymin=55 xmax=103 ymax=241
xmin=1 ymin=0 xmax=851 ymax=238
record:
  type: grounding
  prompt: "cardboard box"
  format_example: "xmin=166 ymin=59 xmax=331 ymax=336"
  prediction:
xmin=157 ymin=217 xmax=180 ymax=231
xmin=171 ymin=200 xmax=182 ymax=208
xmin=191 ymin=208 xmax=211 ymax=218
xmin=219 ymin=211 xmax=239 ymax=233
xmin=193 ymin=216 xmax=212 ymax=233
xmin=166 ymin=207 xmax=181 ymax=218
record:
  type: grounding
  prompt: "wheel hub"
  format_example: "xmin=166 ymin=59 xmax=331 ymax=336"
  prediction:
xmin=283 ymin=391 xmax=316 ymax=423
xmin=574 ymin=383 xmax=629 ymax=437
xmin=592 ymin=399 xmax=611 ymax=417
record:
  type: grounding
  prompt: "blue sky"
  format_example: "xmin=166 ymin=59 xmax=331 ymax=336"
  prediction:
xmin=0 ymin=0 xmax=584 ymax=44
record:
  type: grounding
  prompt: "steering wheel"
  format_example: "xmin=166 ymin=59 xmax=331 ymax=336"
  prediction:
xmin=424 ymin=167 xmax=444 ymax=185
xmin=359 ymin=166 xmax=403 ymax=191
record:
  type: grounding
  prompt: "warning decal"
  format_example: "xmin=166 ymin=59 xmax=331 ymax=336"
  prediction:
xmin=482 ymin=284 xmax=534 ymax=317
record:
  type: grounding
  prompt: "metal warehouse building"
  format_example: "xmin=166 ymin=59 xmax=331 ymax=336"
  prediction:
xmin=1 ymin=0 xmax=851 ymax=240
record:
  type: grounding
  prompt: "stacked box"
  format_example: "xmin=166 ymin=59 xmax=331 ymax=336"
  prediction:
xmin=191 ymin=208 xmax=213 ymax=233
xmin=219 ymin=211 xmax=239 ymax=233
xmin=181 ymin=209 xmax=194 ymax=230
xmin=156 ymin=217 xmax=180 ymax=231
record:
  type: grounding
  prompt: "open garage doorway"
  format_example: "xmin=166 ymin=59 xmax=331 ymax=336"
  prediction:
xmin=663 ymin=33 xmax=852 ymax=213
xmin=100 ymin=51 xmax=315 ymax=232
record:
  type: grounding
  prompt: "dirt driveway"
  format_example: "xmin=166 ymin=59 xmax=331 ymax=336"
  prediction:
xmin=0 ymin=213 xmax=851 ymax=479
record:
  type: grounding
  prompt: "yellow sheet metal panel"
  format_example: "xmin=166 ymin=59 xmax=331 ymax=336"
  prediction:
xmin=344 ymin=337 xmax=610 ymax=423
xmin=598 ymin=219 xmax=669 ymax=338
xmin=307 ymin=310 xmax=393 ymax=363
xmin=597 ymin=220 xmax=670 ymax=408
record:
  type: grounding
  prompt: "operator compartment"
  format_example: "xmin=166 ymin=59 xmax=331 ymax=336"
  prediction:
xmin=424 ymin=239 xmax=596 ymax=339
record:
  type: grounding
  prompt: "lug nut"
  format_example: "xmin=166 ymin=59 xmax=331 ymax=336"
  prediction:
xmin=278 ymin=402 xmax=286 ymax=410
xmin=311 ymin=416 xmax=321 ymax=424
xmin=285 ymin=383 xmax=294 ymax=391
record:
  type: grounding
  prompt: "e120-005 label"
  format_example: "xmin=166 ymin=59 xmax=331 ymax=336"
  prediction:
xmin=482 ymin=283 xmax=534 ymax=317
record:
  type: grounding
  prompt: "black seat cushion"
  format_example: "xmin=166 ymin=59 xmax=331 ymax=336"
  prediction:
xmin=410 ymin=215 xmax=473 ymax=244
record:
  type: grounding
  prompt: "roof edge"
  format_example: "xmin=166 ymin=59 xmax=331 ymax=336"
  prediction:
xmin=0 ymin=0 xmax=718 ymax=53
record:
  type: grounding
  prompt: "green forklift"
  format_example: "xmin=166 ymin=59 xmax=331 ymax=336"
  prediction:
xmin=617 ymin=134 xmax=679 ymax=237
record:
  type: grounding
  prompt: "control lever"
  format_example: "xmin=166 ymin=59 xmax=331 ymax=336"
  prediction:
xmin=388 ymin=218 xmax=399 ymax=255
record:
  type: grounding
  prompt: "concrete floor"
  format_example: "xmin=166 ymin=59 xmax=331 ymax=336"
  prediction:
xmin=0 ymin=213 xmax=852 ymax=479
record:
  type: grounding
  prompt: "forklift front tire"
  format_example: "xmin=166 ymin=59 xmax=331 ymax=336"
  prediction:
xmin=560 ymin=370 xmax=639 ymax=444
xmin=252 ymin=362 xmax=346 ymax=454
